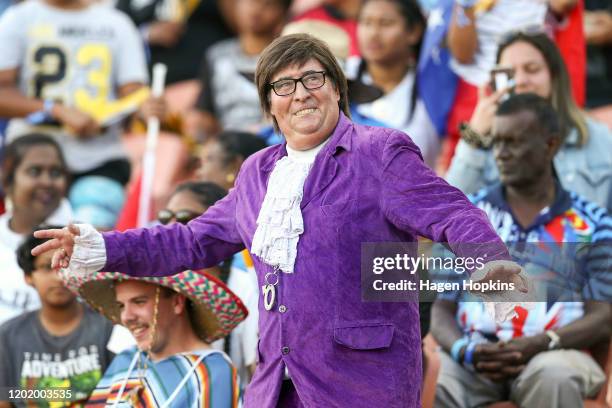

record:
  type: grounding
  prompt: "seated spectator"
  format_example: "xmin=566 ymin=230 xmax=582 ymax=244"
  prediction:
xmin=584 ymin=0 xmax=612 ymax=127
xmin=0 ymin=0 xmax=152 ymax=228
xmin=64 ymin=267 xmax=248 ymax=406
xmin=446 ymin=31 xmax=612 ymax=212
xmin=432 ymin=94 xmax=611 ymax=408
xmin=0 ymin=134 xmax=70 ymax=324
xmin=0 ymin=227 xmax=115 ymax=407
xmin=116 ymin=0 xmax=232 ymax=86
xmin=441 ymin=0 xmax=581 ymax=169
xmin=160 ymin=181 xmax=260 ymax=390
xmin=197 ymin=131 xmax=268 ymax=191
xmin=348 ymin=0 xmax=440 ymax=168
xmin=185 ymin=0 xmax=292 ymax=139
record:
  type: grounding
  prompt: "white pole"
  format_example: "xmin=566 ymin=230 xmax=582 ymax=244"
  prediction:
xmin=138 ymin=63 xmax=167 ymax=228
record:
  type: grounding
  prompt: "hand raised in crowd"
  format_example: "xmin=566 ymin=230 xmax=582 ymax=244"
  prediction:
xmin=469 ymin=85 xmax=511 ymax=136
xmin=472 ymin=341 xmax=524 ymax=382
xmin=584 ymin=10 xmax=612 ymax=46
xmin=139 ymin=96 xmax=168 ymax=120
xmin=53 ymin=104 xmax=100 ymax=139
xmin=147 ymin=21 xmax=185 ymax=48
xmin=31 ymin=225 xmax=81 ymax=270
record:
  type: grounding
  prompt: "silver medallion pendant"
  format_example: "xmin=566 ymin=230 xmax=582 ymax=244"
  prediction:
xmin=262 ymin=284 xmax=276 ymax=311
xmin=262 ymin=270 xmax=280 ymax=311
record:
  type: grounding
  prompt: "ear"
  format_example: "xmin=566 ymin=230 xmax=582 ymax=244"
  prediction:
xmin=173 ymin=293 xmax=187 ymax=315
xmin=24 ymin=274 xmax=34 ymax=287
xmin=406 ymin=23 xmax=424 ymax=47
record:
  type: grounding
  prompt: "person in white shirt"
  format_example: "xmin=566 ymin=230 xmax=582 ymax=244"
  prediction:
xmin=0 ymin=133 xmax=71 ymax=324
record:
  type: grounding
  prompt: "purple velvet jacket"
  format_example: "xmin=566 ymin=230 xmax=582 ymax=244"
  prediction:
xmin=102 ymin=113 xmax=508 ymax=407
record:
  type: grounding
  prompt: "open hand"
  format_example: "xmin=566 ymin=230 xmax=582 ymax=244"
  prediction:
xmin=32 ymin=225 xmax=81 ymax=269
xmin=473 ymin=260 xmax=528 ymax=293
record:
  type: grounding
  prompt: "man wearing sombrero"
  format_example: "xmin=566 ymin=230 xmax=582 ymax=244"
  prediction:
xmin=62 ymin=269 xmax=247 ymax=407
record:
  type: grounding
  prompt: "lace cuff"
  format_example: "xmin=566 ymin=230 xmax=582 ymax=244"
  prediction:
xmin=468 ymin=260 xmax=535 ymax=324
xmin=62 ymin=224 xmax=107 ymax=281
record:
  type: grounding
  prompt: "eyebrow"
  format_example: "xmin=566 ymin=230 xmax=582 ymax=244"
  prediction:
xmin=273 ymin=70 xmax=320 ymax=82
xmin=117 ymin=295 xmax=149 ymax=305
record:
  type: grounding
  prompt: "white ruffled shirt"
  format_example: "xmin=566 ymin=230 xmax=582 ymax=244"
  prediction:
xmin=250 ymin=140 xmax=328 ymax=273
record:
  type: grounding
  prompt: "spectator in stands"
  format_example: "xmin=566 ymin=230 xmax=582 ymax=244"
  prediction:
xmin=433 ymin=94 xmax=610 ymax=408
xmin=441 ymin=0 xmax=580 ymax=169
xmin=63 ymin=267 xmax=247 ymax=406
xmin=0 ymin=0 xmax=152 ymax=229
xmin=293 ymin=0 xmax=362 ymax=56
xmin=350 ymin=0 xmax=440 ymax=167
xmin=197 ymin=131 xmax=268 ymax=190
xmin=584 ymin=0 xmax=612 ymax=126
xmin=0 ymin=134 xmax=70 ymax=325
xmin=185 ymin=0 xmax=292 ymax=139
xmin=0 ymin=227 xmax=115 ymax=407
xmin=446 ymin=31 xmax=612 ymax=212
xmin=116 ymin=0 xmax=233 ymax=86
xmin=160 ymin=181 xmax=260 ymax=390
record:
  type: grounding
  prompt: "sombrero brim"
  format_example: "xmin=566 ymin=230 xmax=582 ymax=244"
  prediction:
xmin=62 ymin=270 xmax=248 ymax=343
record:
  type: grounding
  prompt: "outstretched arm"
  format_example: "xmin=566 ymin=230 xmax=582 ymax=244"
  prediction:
xmin=33 ymin=185 xmax=245 ymax=278
xmin=380 ymin=130 xmax=526 ymax=292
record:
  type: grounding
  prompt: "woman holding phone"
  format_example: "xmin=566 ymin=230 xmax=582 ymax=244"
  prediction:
xmin=446 ymin=31 xmax=612 ymax=213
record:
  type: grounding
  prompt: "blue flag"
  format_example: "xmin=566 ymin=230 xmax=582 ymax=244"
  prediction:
xmin=417 ymin=0 xmax=458 ymax=136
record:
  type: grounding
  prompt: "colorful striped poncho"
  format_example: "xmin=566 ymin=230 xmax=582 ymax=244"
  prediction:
xmin=87 ymin=346 xmax=240 ymax=407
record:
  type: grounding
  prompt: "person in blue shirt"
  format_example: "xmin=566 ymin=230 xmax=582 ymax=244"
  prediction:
xmin=432 ymin=93 xmax=611 ymax=408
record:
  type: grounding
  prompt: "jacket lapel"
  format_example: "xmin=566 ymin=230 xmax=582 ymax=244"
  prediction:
xmin=301 ymin=152 xmax=339 ymax=209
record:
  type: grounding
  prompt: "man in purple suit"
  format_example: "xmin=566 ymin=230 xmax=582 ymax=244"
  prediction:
xmin=33 ymin=34 xmax=525 ymax=407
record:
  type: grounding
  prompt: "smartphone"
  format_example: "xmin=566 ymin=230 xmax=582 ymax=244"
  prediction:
xmin=490 ymin=66 xmax=515 ymax=100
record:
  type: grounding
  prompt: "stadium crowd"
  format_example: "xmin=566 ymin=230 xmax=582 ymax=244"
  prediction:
xmin=0 ymin=0 xmax=610 ymax=406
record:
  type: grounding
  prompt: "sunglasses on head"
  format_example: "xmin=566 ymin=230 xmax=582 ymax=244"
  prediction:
xmin=157 ymin=209 xmax=201 ymax=225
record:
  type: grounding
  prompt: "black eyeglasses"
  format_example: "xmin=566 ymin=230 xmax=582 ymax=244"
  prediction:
xmin=269 ymin=71 xmax=327 ymax=96
xmin=157 ymin=209 xmax=201 ymax=225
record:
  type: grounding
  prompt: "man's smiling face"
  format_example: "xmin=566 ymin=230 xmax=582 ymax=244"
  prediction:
xmin=269 ymin=58 xmax=340 ymax=150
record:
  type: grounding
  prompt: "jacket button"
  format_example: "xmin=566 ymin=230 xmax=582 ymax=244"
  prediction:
xmin=281 ymin=346 xmax=290 ymax=355
xmin=279 ymin=305 xmax=287 ymax=313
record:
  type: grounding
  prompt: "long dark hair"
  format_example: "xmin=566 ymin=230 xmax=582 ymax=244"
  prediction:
xmin=358 ymin=0 xmax=426 ymax=122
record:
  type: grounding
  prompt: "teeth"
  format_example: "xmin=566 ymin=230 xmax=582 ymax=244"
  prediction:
xmin=295 ymin=108 xmax=316 ymax=116
xmin=130 ymin=326 xmax=148 ymax=336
